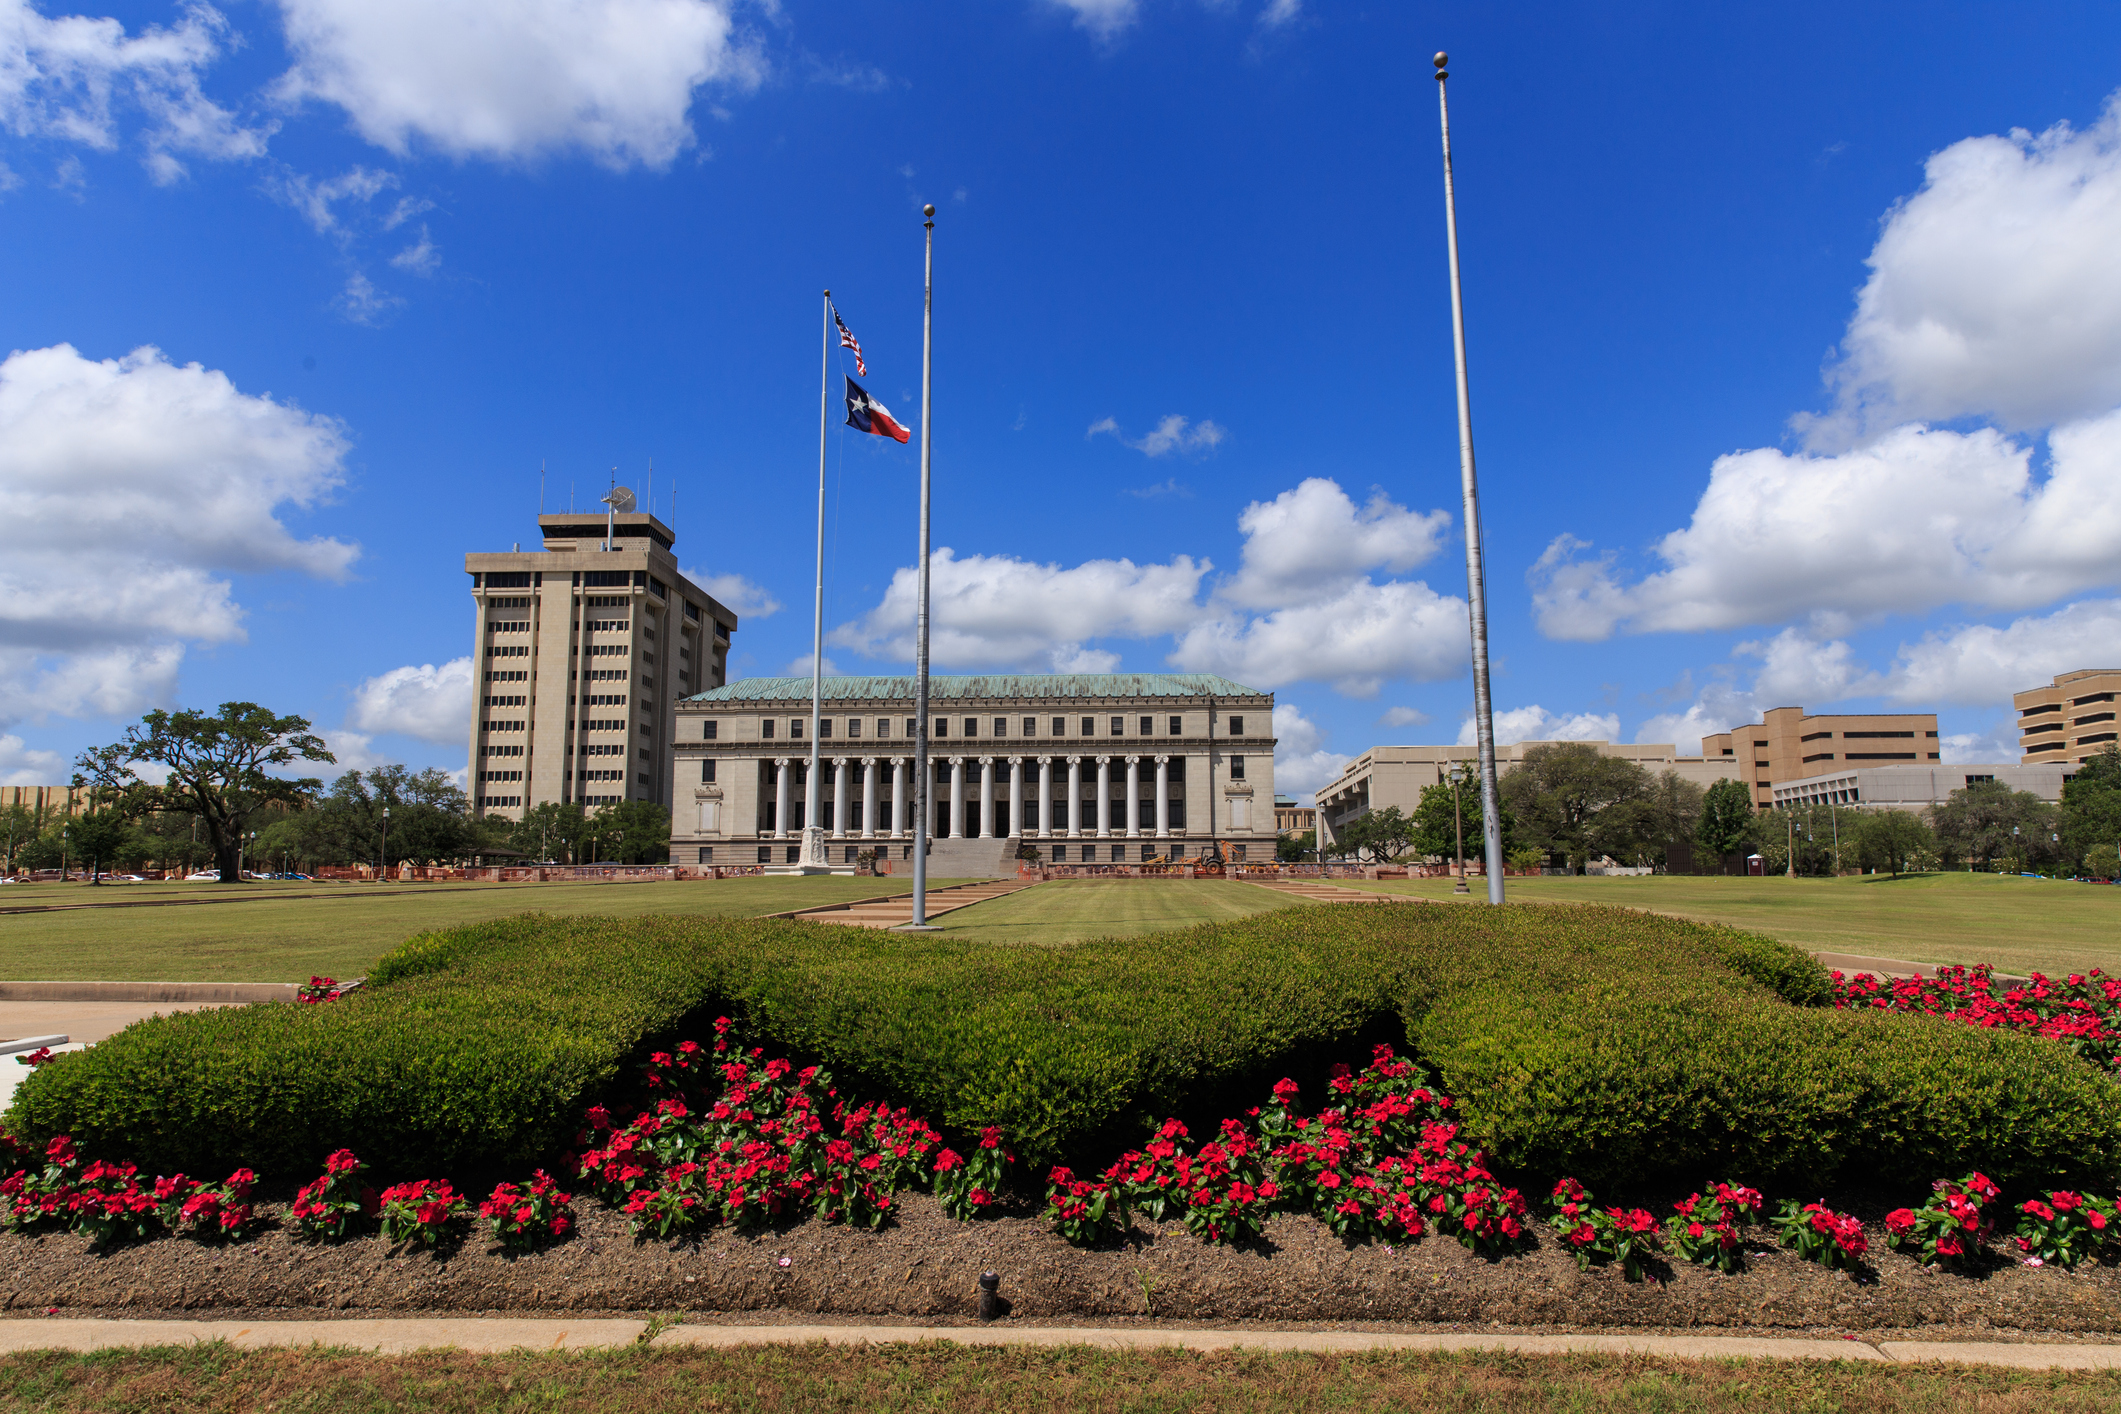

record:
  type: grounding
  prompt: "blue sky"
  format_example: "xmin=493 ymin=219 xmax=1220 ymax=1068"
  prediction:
xmin=5 ymin=0 xmax=2121 ymax=802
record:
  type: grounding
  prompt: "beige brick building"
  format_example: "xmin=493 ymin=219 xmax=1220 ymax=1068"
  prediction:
xmin=1315 ymin=742 xmax=1740 ymax=852
xmin=464 ymin=513 xmax=740 ymax=821
xmin=670 ymin=673 xmax=1274 ymax=873
xmin=2015 ymin=669 xmax=2121 ymax=765
xmin=1701 ymin=707 xmax=1941 ymax=809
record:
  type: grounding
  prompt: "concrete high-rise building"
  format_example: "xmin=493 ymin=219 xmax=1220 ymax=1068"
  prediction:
xmin=465 ymin=513 xmax=739 ymax=822
xmin=2015 ymin=669 xmax=2121 ymax=765
xmin=1701 ymin=707 xmax=1941 ymax=809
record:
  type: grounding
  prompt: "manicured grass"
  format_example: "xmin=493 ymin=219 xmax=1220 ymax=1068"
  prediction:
xmin=1347 ymin=872 xmax=2121 ymax=976
xmin=0 ymin=1343 xmax=2111 ymax=1413
xmin=0 ymin=877 xmax=975 ymax=983
xmin=931 ymin=879 xmax=1302 ymax=944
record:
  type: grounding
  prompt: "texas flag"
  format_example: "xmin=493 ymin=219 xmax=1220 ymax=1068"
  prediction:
xmin=844 ymin=376 xmax=911 ymax=443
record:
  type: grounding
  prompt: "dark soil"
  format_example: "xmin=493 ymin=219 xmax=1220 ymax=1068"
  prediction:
xmin=3 ymin=1192 xmax=2119 ymax=1338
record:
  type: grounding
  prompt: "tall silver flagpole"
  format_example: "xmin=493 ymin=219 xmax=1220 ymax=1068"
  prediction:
xmin=903 ymin=204 xmax=938 ymax=929
xmin=806 ymin=290 xmax=829 ymax=866
xmin=1435 ymin=51 xmax=1506 ymax=906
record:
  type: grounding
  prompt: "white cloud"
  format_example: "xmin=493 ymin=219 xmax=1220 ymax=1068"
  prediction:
xmin=0 ymin=0 xmax=270 ymax=179
xmin=1049 ymin=0 xmax=1137 ymax=41
xmin=781 ymin=654 xmax=840 ymax=679
xmin=0 ymin=732 xmax=66 ymax=786
xmin=830 ymin=546 xmax=1211 ymax=669
xmin=1939 ymin=723 xmax=2021 ymax=766
xmin=1089 ymin=413 xmax=1226 ymax=457
xmin=314 ymin=728 xmax=389 ymax=773
xmin=348 ymin=658 xmax=472 ymax=744
xmin=1533 ymin=413 xmax=2121 ymax=640
xmin=1270 ymin=703 xmax=1347 ymax=806
xmin=335 ymin=271 xmax=400 ymax=324
xmin=1258 ymin=0 xmax=1300 ymax=26
xmin=389 ymin=226 xmax=439 ymax=275
xmin=1172 ymin=577 xmax=1466 ymax=698
xmin=1220 ymin=477 xmax=1449 ymax=610
xmin=1121 ymin=477 xmax=1191 ymax=500
xmin=1460 ymin=706 xmax=1621 ymax=747
xmin=1378 ymin=706 xmax=1430 ymax=729
xmin=0 ymin=343 xmax=355 ymax=728
xmin=1874 ymin=598 xmax=2121 ymax=707
xmin=687 ymin=569 xmax=780 ymax=619
xmin=269 ymin=0 xmax=766 ymax=168
xmin=267 ymin=164 xmax=396 ymax=234
xmin=1821 ymin=95 xmax=2121 ymax=436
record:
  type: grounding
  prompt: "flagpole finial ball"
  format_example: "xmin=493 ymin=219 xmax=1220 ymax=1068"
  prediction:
xmin=1433 ymin=52 xmax=1447 ymax=68
xmin=923 ymin=203 xmax=935 ymax=218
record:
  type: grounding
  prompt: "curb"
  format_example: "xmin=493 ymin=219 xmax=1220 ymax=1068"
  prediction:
xmin=0 ymin=982 xmax=297 ymax=1003
xmin=0 ymin=1320 xmax=2116 ymax=1368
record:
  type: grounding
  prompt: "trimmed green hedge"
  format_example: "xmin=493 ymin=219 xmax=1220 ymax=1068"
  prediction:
xmin=9 ymin=902 xmax=2117 ymax=1192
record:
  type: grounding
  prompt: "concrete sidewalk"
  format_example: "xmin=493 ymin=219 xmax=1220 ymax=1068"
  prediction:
xmin=0 ymin=1319 xmax=2117 ymax=1368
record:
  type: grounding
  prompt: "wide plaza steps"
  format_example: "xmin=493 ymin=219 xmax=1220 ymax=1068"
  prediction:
xmin=782 ymin=878 xmax=1034 ymax=930
xmin=917 ymin=836 xmax=1021 ymax=880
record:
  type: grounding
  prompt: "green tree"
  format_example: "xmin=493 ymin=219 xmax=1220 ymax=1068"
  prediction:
xmin=97 ymin=703 xmax=335 ymax=882
xmin=1696 ymin=778 xmax=1754 ymax=866
xmin=1929 ymin=781 xmax=2057 ymax=872
xmin=511 ymin=801 xmax=589 ymax=863
xmin=1852 ymin=809 xmax=1934 ymax=877
xmin=2062 ymin=746 xmax=2121 ymax=868
xmin=589 ymin=800 xmax=671 ymax=864
xmin=1497 ymin=743 xmax=1654 ymax=874
xmin=2 ymin=803 xmax=39 ymax=876
xmin=1275 ymin=828 xmax=1315 ymax=863
xmin=67 ymin=743 xmax=155 ymax=882
xmin=1410 ymin=769 xmax=1517 ymax=870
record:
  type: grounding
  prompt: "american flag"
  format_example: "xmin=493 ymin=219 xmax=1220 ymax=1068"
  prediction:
xmin=831 ymin=303 xmax=867 ymax=376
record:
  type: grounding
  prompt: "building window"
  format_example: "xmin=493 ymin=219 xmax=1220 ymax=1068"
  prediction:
xmin=761 ymin=719 xmax=775 ymax=739
xmin=1110 ymin=844 xmax=1126 ymax=862
xmin=1023 ymin=716 xmax=1037 ymax=736
xmin=1052 ymin=844 xmax=1067 ymax=862
xmin=848 ymin=718 xmax=862 ymax=738
xmin=697 ymin=847 xmax=713 ymax=864
xmin=1169 ymin=715 xmax=1182 ymax=735
xmin=964 ymin=717 xmax=978 ymax=737
xmin=1053 ymin=716 xmax=1066 ymax=735
xmin=790 ymin=720 xmax=804 ymax=739
xmin=1139 ymin=716 xmax=1153 ymax=734
xmin=702 ymin=760 xmax=716 ymax=783
xmin=1082 ymin=716 xmax=1095 ymax=735
xmin=1230 ymin=844 xmax=1247 ymax=862
xmin=820 ymin=719 xmax=833 ymax=739
xmin=994 ymin=717 xmax=1008 ymax=737
xmin=1230 ymin=755 xmax=1245 ymax=779
xmin=906 ymin=717 xmax=918 ymax=737
xmin=786 ymin=845 xmax=800 ymax=864
xmin=1230 ymin=716 xmax=1245 ymax=735
xmin=935 ymin=717 xmax=948 ymax=737
xmin=703 ymin=720 xmax=718 ymax=740
xmin=1802 ymin=753 xmax=1834 ymax=763
xmin=876 ymin=718 xmax=889 ymax=738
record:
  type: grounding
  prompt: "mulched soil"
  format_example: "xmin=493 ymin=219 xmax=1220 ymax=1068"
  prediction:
xmin=3 ymin=1191 xmax=2119 ymax=1339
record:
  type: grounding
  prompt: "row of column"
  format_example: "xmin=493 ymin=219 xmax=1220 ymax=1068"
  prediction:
xmin=766 ymin=755 xmax=1183 ymax=840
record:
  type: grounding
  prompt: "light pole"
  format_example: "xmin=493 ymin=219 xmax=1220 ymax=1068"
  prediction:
xmin=380 ymin=805 xmax=391 ymax=879
xmin=900 ymin=201 xmax=939 ymax=931
xmin=1433 ymin=50 xmax=1505 ymax=906
xmin=1449 ymin=762 xmax=1470 ymax=895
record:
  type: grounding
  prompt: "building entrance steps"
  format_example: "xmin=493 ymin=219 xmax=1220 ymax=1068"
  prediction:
xmin=919 ymin=837 xmax=1020 ymax=880
xmin=786 ymin=878 xmax=1034 ymax=929
xmin=1249 ymin=879 xmax=1413 ymax=905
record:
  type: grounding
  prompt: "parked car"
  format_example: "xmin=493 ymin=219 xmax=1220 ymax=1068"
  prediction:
xmin=184 ymin=870 xmax=221 ymax=882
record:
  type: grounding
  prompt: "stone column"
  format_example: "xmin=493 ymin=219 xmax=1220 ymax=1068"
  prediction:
xmin=1009 ymin=756 xmax=1024 ymax=840
xmin=832 ymin=758 xmax=850 ymax=838
xmin=861 ymin=757 xmax=878 ymax=839
xmin=950 ymin=757 xmax=966 ymax=838
xmin=1096 ymin=756 xmax=1111 ymax=838
xmin=1037 ymin=758 xmax=1052 ymax=838
xmin=890 ymin=757 xmax=906 ymax=838
xmin=979 ymin=756 xmax=995 ymax=838
xmin=1067 ymin=757 xmax=1082 ymax=838
xmin=1125 ymin=756 xmax=1141 ymax=838
xmin=774 ymin=758 xmax=791 ymax=839
xmin=1156 ymin=755 xmax=1170 ymax=838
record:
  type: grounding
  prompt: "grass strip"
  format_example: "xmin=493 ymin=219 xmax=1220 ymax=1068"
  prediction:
xmin=1 ymin=1342 xmax=2117 ymax=1413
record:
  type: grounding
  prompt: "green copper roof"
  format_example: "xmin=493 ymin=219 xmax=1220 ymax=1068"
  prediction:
xmin=687 ymin=672 xmax=1270 ymax=704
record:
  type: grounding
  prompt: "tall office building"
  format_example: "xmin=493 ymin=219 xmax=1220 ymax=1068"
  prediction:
xmin=2015 ymin=669 xmax=2121 ymax=764
xmin=465 ymin=513 xmax=739 ymax=820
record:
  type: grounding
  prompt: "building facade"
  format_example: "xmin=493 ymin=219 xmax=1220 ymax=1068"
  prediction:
xmin=669 ymin=673 xmax=1275 ymax=868
xmin=464 ymin=513 xmax=740 ymax=822
xmin=0 ymin=786 xmax=87 ymax=821
xmin=1701 ymin=707 xmax=1941 ymax=809
xmin=2015 ymin=670 xmax=2121 ymax=765
xmin=1772 ymin=762 xmax=2073 ymax=812
xmin=1274 ymin=796 xmax=1316 ymax=835
xmin=1315 ymin=742 xmax=1740 ymax=852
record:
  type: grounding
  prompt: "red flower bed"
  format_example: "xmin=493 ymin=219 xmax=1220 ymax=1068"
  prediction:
xmin=1833 ymin=965 xmax=2121 ymax=1070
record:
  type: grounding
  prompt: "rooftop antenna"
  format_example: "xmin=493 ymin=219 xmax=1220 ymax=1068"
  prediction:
xmin=600 ymin=470 xmax=634 ymax=552
xmin=647 ymin=460 xmax=653 ymax=526
xmin=538 ymin=460 xmax=546 ymax=515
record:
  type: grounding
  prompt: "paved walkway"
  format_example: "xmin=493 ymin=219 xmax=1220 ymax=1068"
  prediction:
xmin=777 ymin=879 xmax=1036 ymax=929
xmin=0 ymin=1319 xmax=2116 ymax=1368
xmin=1249 ymin=879 xmax=1413 ymax=905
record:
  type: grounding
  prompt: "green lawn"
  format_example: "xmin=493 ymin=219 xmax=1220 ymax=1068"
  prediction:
xmin=1347 ymin=872 xmax=2120 ymax=976
xmin=0 ymin=877 xmax=974 ymax=982
xmin=930 ymin=878 xmax=1302 ymax=944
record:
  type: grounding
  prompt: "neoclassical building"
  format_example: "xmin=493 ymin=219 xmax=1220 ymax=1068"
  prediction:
xmin=670 ymin=673 xmax=1276 ymax=872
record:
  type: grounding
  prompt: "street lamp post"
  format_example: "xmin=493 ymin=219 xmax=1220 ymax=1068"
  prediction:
xmin=380 ymin=806 xmax=391 ymax=879
xmin=1449 ymin=762 xmax=1470 ymax=895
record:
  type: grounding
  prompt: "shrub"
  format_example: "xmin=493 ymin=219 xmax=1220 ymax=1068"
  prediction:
xmin=1834 ymin=966 xmax=2121 ymax=1071
xmin=1664 ymin=1182 xmax=1763 ymax=1274
xmin=2012 ymin=1191 xmax=2119 ymax=1268
xmin=480 ymin=1171 xmax=574 ymax=1249
xmin=377 ymin=1179 xmax=470 ymax=1246
xmin=1884 ymin=1173 xmax=2000 ymax=1270
xmin=13 ymin=904 xmax=2118 ymax=1192
xmin=1547 ymin=1178 xmax=1661 ymax=1280
xmin=291 ymin=1150 xmax=378 ymax=1241
xmin=1770 ymin=1199 xmax=1868 ymax=1271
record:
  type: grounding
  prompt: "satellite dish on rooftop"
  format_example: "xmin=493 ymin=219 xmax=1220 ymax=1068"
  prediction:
xmin=602 ymin=485 xmax=636 ymax=514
